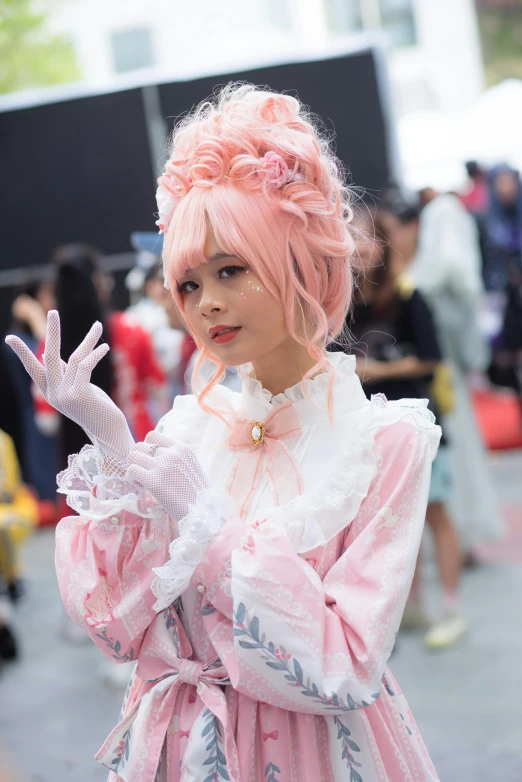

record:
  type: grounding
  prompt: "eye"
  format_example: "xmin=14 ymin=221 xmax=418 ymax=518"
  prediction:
xmin=219 ymin=265 xmax=244 ymax=279
xmin=177 ymin=279 xmax=198 ymax=295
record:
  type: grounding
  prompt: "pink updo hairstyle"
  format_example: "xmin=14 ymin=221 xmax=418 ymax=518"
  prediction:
xmin=159 ymin=83 xmax=355 ymax=415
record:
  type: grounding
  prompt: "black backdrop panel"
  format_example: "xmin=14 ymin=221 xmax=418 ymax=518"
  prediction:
xmin=0 ymin=49 xmax=388 ymax=280
xmin=0 ymin=88 xmax=156 ymax=271
xmin=158 ymin=51 xmax=388 ymax=197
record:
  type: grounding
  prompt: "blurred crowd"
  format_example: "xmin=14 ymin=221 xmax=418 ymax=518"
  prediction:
xmin=0 ymin=159 xmax=520 ymax=679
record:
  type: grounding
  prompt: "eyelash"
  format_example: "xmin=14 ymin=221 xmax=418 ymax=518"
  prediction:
xmin=177 ymin=265 xmax=245 ymax=295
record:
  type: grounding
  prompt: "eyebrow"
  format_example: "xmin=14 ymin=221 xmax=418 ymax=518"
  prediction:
xmin=179 ymin=252 xmax=238 ymax=282
xmin=208 ymin=252 xmax=235 ymax=263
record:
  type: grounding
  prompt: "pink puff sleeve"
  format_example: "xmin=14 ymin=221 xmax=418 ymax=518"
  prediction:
xmin=190 ymin=420 xmax=435 ymax=713
xmin=54 ymin=445 xmax=176 ymax=662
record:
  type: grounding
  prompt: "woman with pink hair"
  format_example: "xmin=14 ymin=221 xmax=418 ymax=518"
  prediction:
xmin=6 ymin=85 xmax=441 ymax=781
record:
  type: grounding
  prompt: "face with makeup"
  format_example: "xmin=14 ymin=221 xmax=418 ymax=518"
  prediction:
xmin=176 ymin=226 xmax=298 ymax=371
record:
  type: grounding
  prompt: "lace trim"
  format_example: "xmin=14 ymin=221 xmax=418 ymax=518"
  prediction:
xmin=266 ymin=393 xmax=440 ymax=554
xmin=150 ymin=486 xmax=236 ymax=612
xmin=57 ymin=445 xmax=164 ymax=521
xmin=238 ymin=352 xmax=356 ymax=409
xmin=369 ymin=395 xmax=440 ymax=460
xmin=266 ymin=396 xmax=377 ymax=553
xmin=371 ymin=393 xmax=436 ymax=423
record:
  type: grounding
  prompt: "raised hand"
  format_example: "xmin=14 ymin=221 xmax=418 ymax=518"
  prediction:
xmin=126 ymin=430 xmax=234 ymax=612
xmin=5 ymin=310 xmax=134 ymax=464
xmin=126 ymin=431 xmax=210 ymax=522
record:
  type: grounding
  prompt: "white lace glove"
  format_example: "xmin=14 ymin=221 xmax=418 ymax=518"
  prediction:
xmin=126 ymin=431 xmax=236 ymax=612
xmin=5 ymin=310 xmax=134 ymax=474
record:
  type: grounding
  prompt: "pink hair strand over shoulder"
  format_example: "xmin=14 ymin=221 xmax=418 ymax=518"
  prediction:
xmin=158 ymin=83 xmax=356 ymax=415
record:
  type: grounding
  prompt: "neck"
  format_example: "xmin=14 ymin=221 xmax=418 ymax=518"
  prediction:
xmin=250 ymin=339 xmax=324 ymax=397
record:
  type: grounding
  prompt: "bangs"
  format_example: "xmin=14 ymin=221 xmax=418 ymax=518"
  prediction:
xmin=163 ymin=186 xmax=208 ymax=287
xmin=164 ymin=184 xmax=286 ymax=304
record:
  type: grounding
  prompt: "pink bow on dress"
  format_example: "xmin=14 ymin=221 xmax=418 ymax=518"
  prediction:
xmin=227 ymin=401 xmax=303 ymax=519
xmin=262 ymin=730 xmax=279 ymax=742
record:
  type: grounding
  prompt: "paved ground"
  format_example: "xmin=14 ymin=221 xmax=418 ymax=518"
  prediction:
xmin=1 ymin=452 xmax=521 ymax=782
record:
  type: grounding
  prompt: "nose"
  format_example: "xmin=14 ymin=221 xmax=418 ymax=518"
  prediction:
xmin=198 ymin=281 xmax=226 ymax=317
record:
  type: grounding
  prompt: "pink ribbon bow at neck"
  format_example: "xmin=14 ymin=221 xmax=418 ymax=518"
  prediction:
xmin=227 ymin=401 xmax=303 ymax=519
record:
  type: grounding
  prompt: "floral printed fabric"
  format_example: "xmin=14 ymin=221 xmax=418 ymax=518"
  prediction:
xmin=55 ymin=352 xmax=441 ymax=781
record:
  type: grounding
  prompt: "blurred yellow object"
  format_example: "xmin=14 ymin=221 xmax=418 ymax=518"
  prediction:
xmin=396 ymin=275 xmax=455 ymax=416
xmin=0 ymin=430 xmax=38 ymax=582
xmin=430 ymin=363 xmax=455 ymax=416
xmin=396 ymin=274 xmax=416 ymax=299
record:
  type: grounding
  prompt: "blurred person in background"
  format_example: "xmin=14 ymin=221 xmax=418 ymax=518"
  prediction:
xmin=0 ymin=428 xmax=39 ymax=662
xmin=383 ymin=191 xmax=503 ymax=560
xmin=126 ymin=234 xmax=186 ymax=400
xmin=38 ymin=244 xmax=169 ymax=459
xmin=485 ymin=165 xmax=522 ymax=416
xmin=347 ymin=209 xmax=466 ymax=648
xmin=460 ymin=160 xmax=489 ymax=215
xmin=43 ymin=246 xmax=114 ymax=470
xmin=2 ymin=279 xmax=58 ymax=512
xmin=459 ymin=161 xmax=490 ymax=291
xmin=484 ymin=164 xmax=522 ymax=292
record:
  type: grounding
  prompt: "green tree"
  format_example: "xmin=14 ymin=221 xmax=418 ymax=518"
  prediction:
xmin=0 ymin=0 xmax=81 ymax=95
xmin=476 ymin=0 xmax=522 ymax=86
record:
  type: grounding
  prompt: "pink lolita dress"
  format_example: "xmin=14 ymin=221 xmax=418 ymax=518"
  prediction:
xmin=55 ymin=352 xmax=441 ymax=782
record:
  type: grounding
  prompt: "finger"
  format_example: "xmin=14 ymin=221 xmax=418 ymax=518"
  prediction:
xmin=63 ymin=321 xmax=104 ymax=386
xmin=73 ymin=344 xmax=110 ymax=389
xmin=43 ymin=311 xmax=63 ymax=389
xmin=132 ymin=442 xmax=156 ymax=456
xmin=5 ymin=336 xmax=47 ymax=391
xmin=126 ymin=464 xmax=150 ymax=487
xmin=145 ymin=431 xmax=175 ymax=449
xmin=128 ymin=451 xmax=154 ymax=470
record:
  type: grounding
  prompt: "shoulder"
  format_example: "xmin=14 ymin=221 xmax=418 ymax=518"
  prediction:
xmin=366 ymin=396 xmax=441 ymax=462
xmin=397 ymin=277 xmax=429 ymax=310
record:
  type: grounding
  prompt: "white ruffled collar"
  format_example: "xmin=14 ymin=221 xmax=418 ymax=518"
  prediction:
xmin=238 ymin=352 xmax=361 ymax=422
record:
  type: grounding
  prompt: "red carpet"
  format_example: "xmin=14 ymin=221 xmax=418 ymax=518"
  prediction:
xmin=472 ymin=390 xmax=522 ymax=451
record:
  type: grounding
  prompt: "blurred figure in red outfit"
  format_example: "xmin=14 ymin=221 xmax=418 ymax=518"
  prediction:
xmin=33 ymin=245 xmax=168 ymax=471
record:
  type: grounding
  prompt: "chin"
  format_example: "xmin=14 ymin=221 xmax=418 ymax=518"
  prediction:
xmin=212 ymin=348 xmax=249 ymax=368
xmin=203 ymin=339 xmax=247 ymax=367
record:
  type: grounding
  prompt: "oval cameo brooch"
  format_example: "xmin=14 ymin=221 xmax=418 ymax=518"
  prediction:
xmin=250 ymin=422 xmax=266 ymax=446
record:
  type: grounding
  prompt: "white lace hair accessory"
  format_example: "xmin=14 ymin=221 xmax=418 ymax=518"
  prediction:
xmin=155 ymin=150 xmax=305 ymax=235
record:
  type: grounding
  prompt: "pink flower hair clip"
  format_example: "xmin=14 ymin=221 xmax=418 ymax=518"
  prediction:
xmin=263 ymin=151 xmax=304 ymax=189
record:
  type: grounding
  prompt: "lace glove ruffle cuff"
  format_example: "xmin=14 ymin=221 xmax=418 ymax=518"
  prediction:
xmin=57 ymin=445 xmax=165 ymax=522
xmin=151 ymin=487 xmax=237 ymax=612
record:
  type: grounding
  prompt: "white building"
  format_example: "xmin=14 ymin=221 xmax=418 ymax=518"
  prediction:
xmin=49 ymin=0 xmax=483 ymax=117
